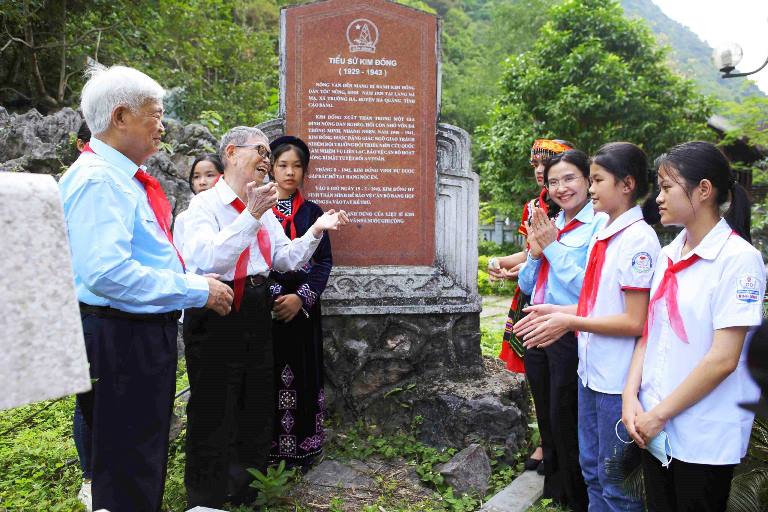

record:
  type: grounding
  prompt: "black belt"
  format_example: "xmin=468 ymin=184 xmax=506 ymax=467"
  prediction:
xmin=79 ymin=303 xmax=181 ymax=323
xmin=223 ymin=275 xmax=268 ymax=288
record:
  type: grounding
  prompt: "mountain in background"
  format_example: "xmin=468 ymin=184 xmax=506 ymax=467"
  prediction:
xmin=620 ymin=0 xmax=765 ymax=102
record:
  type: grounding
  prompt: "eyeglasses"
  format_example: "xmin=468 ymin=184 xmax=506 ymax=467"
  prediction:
xmin=235 ymin=143 xmax=271 ymax=159
xmin=547 ymin=174 xmax=583 ymax=189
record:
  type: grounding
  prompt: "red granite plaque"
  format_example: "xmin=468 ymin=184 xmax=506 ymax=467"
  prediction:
xmin=283 ymin=0 xmax=437 ymax=266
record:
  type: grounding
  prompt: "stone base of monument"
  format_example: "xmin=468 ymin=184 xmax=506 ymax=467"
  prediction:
xmin=256 ymin=118 xmax=531 ymax=460
xmin=329 ymin=358 xmax=529 ymax=463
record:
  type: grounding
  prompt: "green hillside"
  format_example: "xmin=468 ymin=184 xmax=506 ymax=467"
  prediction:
xmin=620 ymin=0 xmax=765 ymax=102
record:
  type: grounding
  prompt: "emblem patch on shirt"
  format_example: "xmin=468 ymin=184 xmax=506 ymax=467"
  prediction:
xmin=736 ymin=274 xmax=761 ymax=303
xmin=631 ymin=252 xmax=652 ymax=274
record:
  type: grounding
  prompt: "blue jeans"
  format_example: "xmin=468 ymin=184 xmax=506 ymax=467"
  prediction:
xmin=577 ymin=382 xmax=643 ymax=512
xmin=73 ymin=401 xmax=92 ymax=480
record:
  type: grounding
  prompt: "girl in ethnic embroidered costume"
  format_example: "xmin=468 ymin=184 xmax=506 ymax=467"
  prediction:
xmin=514 ymin=142 xmax=660 ymax=511
xmin=621 ymin=142 xmax=763 ymax=510
xmin=267 ymin=136 xmax=332 ymax=469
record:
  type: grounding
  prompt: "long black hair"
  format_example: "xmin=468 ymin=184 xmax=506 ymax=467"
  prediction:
xmin=591 ymin=142 xmax=659 ymax=224
xmin=657 ymin=141 xmax=751 ymax=242
xmin=188 ymin=153 xmax=224 ymax=193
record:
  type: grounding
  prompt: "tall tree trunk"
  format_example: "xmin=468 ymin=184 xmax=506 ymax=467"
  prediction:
xmin=23 ymin=0 xmax=58 ymax=109
xmin=56 ymin=0 xmax=68 ymax=104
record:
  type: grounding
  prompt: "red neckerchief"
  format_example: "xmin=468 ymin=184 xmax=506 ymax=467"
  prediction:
xmin=271 ymin=190 xmax=305 ymax=240
xmin=643 ymin=230 xmax=738 ymax=344
xmin=577 ymin=218 xmax=644 ymax=318
xmin=82 ymin=143 xmax=185 ymax=270
xmin=229 ymin=197 xmax=272 ymax=311
xmin=642 ymin=254 xmax=701 ymax=343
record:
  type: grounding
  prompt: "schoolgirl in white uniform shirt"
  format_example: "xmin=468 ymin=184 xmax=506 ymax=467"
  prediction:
xmin=622 ymin=141 xmax=764 ymax=512
xmin=516 ymin=149 xmax=607 ymax=512
xmin=515 ymin=142 xmax=660 ymax=512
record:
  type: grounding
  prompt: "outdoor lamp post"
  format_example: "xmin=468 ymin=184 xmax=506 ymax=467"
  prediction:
xmin=714 ymin=42 xmax=768 ymax=78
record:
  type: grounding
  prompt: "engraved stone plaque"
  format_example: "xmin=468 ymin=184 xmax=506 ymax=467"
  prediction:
xmin=282 ymin=0 xmax=438 ymax=266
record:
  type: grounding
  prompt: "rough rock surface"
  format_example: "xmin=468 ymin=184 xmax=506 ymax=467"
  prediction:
xmin=436 ymin=443 xmax=492 ymax=496
xmin=322 ymin=312 xmax=483 ymax=415
xmin=290 ymin=456 xmax=436 ymax=511
xmin=0 ymin=107 xmax=81 ymax=175
xmin=303 ymin=460 xmax=376 ymax=490
xmin=0 ymin=172 xmax=91 ymax=409
xmin=0 ymin=107 xmax=218 ymax=217
xmin=356 ymin=363 xmax=529 ymax=464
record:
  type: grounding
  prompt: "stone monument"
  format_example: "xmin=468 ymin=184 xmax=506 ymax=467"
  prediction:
xmin=261 ymin=0 xmax=526 ymax=459
xmin=0 ymin=172 xmax=91 ymax=410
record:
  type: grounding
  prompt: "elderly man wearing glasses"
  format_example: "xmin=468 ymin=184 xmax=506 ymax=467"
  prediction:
xmin=180 ymin=126 xmax=349 ymax=508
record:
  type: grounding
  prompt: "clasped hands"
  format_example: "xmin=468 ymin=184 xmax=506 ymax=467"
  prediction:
xmin=512 ymin=304 xmax=571 ymax=349
xmin=621 ymin=394 xmax=666 ymax=448
xmin=525 ymin=207 xmax=558 ymax=259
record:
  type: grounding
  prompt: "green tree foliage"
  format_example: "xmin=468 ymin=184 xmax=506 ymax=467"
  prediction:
xmin=721 ymin=97 xmax=768 ymax=148
xmin=719 ymin=97 xmax=768 ymax=241
xmin=0 ymin=0 xmax=280 ymax=127
xmin=477 ymin=0 xmax=714 ymax=216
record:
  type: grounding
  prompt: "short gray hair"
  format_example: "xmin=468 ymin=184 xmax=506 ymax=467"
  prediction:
xmin=218 ymin=126 xmax=268 ymax=166
xmin=80 ymin=64 xmax=165 ymax=136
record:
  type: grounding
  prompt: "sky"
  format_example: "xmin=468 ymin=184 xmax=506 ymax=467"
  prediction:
xmin=651 ymin=0 xmax=768 ymax=94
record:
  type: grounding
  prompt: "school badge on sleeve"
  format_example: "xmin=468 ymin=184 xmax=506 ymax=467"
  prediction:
xmin=631 ymin=252 xmax=652 ymax=274
xmin=736 ymin=274 xmax=761 ymax=303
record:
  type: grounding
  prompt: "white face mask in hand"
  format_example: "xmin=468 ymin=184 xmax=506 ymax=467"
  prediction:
xmin=615 ymin=419 xmax=672 ymax=468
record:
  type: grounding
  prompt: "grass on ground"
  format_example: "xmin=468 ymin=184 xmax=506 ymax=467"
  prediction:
xmin=1 ymin=358 xmax=529 ymax=511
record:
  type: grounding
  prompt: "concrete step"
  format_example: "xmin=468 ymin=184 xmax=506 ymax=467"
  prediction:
xmin=479 ymin=470 xmax=544 ymax=512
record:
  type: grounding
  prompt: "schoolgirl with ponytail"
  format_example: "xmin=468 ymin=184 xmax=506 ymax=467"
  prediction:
xmin=515 ymin=142 xmax=660 ymax=511
xmin=621 ymin=141 xmax=764 ymax=511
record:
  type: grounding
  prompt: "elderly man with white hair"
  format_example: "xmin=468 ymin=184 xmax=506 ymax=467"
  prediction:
xmin=59 ymin=65 xmax=234 ymax=512
xmin=180 ymin=126 xmax=348 ymax=508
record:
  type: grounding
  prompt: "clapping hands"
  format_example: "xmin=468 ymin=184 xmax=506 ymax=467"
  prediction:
xmin=525 ymin=207 xmax=557 ymax=259
xmin=246 ymin=181 xmax=279 ymax=219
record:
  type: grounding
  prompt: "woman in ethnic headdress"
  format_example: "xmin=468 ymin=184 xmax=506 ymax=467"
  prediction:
xmin=267 ymin=135 xmax=332 ymax=470
xmin=490 ymin=138 xmax=573 ymax=472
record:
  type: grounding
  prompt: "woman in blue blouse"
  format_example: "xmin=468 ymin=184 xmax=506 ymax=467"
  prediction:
xmin=515 ymin=149 xmax=606 ymax=512
xmin=267 ymin=136 xmax=333 ymax=470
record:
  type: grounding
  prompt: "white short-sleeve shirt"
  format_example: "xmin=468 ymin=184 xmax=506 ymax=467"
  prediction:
xmin=639 ymin=218 xmax=765 ymax=465
xmin=578 ymin=206 xmax=661 ymax=394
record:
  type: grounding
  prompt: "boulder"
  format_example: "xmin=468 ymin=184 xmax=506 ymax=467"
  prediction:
xmin=436 ymin=444 xmax=491 ymax=496
xmin=0 ymin=107 xmax=218 ymax=217
xmin=0 ymin=107 xmax=81 ymax=175
xmin=359 ymin=367 xmax=529 ymax=465
xmin=303 ymin=460 xmax=376 ymax=490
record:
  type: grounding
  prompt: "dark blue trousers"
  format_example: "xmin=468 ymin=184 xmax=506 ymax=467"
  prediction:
xmin=525 ymin=332 xmax=588 ymax=512
xmin=76 ymin=312 xmax=178 ymax=512
xmin=73 ymin=402 xmax=92 ymax=480
xmin=183 ymin=282 xmax=274 ymax=509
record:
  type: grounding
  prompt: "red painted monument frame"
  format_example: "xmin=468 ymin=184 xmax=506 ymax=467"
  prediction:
xmin=282 ymin=0 xmax=438 ymax=266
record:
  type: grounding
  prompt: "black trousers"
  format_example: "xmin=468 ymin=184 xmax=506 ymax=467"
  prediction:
xmin=524 ymin=332 xmax=587 ymax=512
xmin=183 ymin=282 xmax=274 ymax=508
xmin=642 ymin=450 xmax=736 ymax=512
xmin=76 ymin=313 xmax=178 ymax=512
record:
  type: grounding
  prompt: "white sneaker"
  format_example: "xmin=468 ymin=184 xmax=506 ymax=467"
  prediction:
xmin=77 ymin=479 xmax=92 ymax=512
